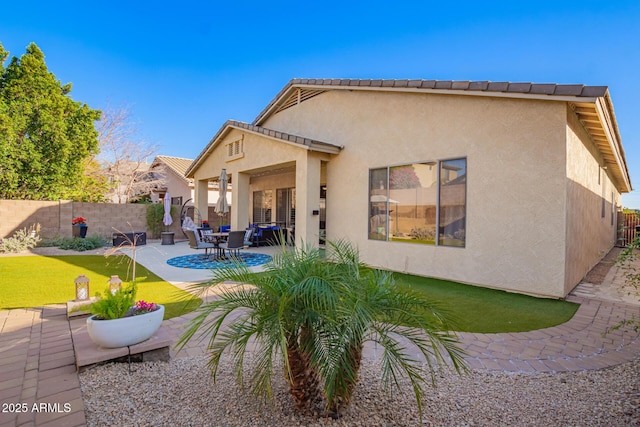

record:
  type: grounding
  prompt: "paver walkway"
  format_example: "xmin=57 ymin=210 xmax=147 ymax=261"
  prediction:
xmin=165 ymin=294 xmax=640 ymax=372
xmin=459 ymin=296 xmax=639 ymax=372
xmin=0 ymin=306 xmax=85 ymax=427
xmin=1 ymin=244 xmax=639 ymax=427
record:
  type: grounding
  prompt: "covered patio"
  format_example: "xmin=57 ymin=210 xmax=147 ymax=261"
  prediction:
xmin=185 ymin=121 xmax=342 ymax=247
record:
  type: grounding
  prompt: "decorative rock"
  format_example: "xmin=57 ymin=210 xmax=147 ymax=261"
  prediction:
xmin=79 ymin=354 xmax=640 ymax=426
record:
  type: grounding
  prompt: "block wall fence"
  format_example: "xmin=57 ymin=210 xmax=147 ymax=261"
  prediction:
xmin=0 ymin=200 xmax=183 ymax=240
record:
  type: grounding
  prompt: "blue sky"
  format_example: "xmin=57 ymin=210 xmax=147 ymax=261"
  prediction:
xmin=2 ymin=1 xmax=640 ymax=206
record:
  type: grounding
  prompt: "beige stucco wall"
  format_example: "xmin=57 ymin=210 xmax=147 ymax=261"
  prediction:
xmin=264 ymin=90 xmax=571 ymax=297
xmin=564 ymin=107 xmax=620 ymax=294
xmin=150 ymin=169 xmax=192 ymax=206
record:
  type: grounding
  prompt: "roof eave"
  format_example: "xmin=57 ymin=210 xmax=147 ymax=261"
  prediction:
xmin=596 ymin=94 xmax=632 ymax=193
xmin=185 ymin=127 xmax=230 ymax=178
xmin=186 ymin=120 xmax=342 ymax=177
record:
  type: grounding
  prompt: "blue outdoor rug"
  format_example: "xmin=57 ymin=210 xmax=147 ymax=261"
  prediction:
xmin=167 ymin=252 xmax=272 ymax=270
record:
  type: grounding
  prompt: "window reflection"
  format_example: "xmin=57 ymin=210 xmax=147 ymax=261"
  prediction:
xmin=439 ymin=159 xmax=466 ymax=247
xmin=369 ymin=168 xmax=388 ymax=240
xmin=368 ymin=158 xmax=466 ymax=247
xmin=253 ymin=190 xmax=273 ymax=224
xmin=389 ymin=163 xmax=437 ymax=245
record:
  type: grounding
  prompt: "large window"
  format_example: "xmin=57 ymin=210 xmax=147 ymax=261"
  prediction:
xmin=369 ymin=158 xmax=466 ymax=247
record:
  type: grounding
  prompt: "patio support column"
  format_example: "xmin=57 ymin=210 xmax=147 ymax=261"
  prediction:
xmin=295 ymin=154 xmax=321 ymax=247
xmin=195 ymin=179 xmax=209 ymax=224
xmin=232 ymin=171 xmax=250 ymax=230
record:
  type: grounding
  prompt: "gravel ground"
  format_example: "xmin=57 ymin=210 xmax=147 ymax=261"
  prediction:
xmin=80 ymin=355 xmax=640 ymax=427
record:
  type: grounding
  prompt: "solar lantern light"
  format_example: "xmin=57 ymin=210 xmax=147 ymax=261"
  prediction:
xmin=109 ymin=275 xmax=122 ymax=295
xmin=74 ymin=275 xmax=90 ymax=301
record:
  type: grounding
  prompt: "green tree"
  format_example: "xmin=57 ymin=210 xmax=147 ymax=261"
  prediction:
xmin=0 ymin=42 xmax=102 ymax=200
xmin=178 ymin=240 xmax=466 ymax=419
xmin=71 ymin=158 xmax=110 ymax=202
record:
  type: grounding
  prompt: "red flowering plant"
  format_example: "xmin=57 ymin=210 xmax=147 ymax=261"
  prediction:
xmin=72 ymin=217 xmax=87 ymax=225
xmin=130 ymin=300 xmax=159 ymax=316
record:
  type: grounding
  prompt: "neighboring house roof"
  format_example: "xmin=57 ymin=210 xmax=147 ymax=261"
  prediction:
xmin=186 ymin=120 xmax=343 ymax=178
xmin=252 ymin=78 xmax=631 ymax=193
xmin=152 ymin=156 xmax=194 ymax=185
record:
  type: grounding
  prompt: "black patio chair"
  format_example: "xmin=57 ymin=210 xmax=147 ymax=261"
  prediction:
xmin=219 ymin=230 xmax=246 ymax=258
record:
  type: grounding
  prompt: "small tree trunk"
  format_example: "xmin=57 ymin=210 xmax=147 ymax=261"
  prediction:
xmin=327 ymin=343 xmax=363 ymax=416
xmin=286 ymin=331 xmax=321 ymax=413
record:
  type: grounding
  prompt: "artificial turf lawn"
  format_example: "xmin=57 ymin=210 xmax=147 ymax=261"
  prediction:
xmin=395 ymin=273 xmax=580 ymax=333
xmin=0 ymin=254 xmax=579 ymax=332
xmin=0 ymin=255 xmax=201 ymax=319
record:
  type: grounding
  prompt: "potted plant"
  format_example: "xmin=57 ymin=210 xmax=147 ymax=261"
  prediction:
xmin=85 ymin=282 xmax=164 ymax=348
xmin=72 ymin=217 xmax=88 ymax=238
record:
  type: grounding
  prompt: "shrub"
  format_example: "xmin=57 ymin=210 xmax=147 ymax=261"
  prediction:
xmin=40 ymin=235 xmax=109 ymax=252
xmin=38 ymin=235 xmax=66 ymax=247
xmin=87 ymin=283 xmax=137 ymax=320
xmin=147 ymin=203 xmax=174 ymax=238
xmin=409 ymin=227 xmax=436 ymax=241
xmin=0 ymin=224 xmax=41 ymax=253
xmin=59 ymin=235 xmax=109 ymax=251
xmin=609 ymin=237 xmax=640 ymax=333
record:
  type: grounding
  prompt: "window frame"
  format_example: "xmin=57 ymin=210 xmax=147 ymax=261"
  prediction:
xmin=368 ymin=156 xmax=467 ymax=248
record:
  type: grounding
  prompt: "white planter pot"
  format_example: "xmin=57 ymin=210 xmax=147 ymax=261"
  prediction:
xmin=86 ymin=305 xmax=164 ymax=348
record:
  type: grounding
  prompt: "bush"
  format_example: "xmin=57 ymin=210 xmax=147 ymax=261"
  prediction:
xmin=59 ymin=235 xmax=109 ymax=251
xmin=38 ymin=235 xmax=66 ymax=247
xmin=40 ymin=235 xmax=109 ymax=252
xmin=147 ymin=203 xmax=174 ymax=238
xmin=0 ymin=224 xmax=41 ymax=253
xmin=87 ymin=283 xmax=137 ymax=320
xmin=409 ymin=227 xmax=436 ymax=241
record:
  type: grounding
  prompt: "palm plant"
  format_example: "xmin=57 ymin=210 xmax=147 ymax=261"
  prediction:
xmin=177 ymin=240 xmax=466 ymax=419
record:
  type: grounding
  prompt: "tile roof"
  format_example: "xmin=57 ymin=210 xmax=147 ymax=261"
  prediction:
xmin=227 ymin=120 xmax=342 ymax=152
xmin=185 ymin=120 xmax=342 ymax=178
xmin=249 ymin=77 xmax=630 ymax=193
xmin=293 ymin=78 xmax=607 ymax=96
xmin=253 ymin=78 xmax=608 ymax=126
xmin=187 ymin=78 xmax=629 ymax=193
xmin=153 ymin=156 xmax=194 ymax=184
